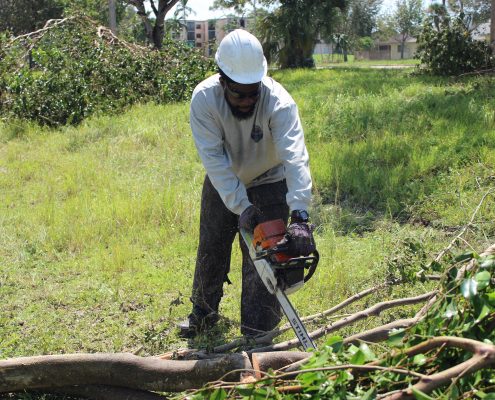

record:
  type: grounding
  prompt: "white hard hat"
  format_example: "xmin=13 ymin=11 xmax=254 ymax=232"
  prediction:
xmin=215 ymin=29 xmax=267 ymax=84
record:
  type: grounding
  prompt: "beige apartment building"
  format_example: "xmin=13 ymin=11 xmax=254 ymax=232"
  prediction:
xmin=172 ymin=17 xmax=253 ymax=56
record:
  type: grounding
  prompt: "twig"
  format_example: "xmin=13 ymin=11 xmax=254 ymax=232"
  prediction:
xmin=433 ymin=189 xmax=494 ymax=265
xmin=275 ymin=364 xmax=427 ymax=380
xmin=9 ymin=17 xmax=75 ymax=43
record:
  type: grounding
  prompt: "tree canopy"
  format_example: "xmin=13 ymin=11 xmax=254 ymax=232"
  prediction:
xmin=0 ymin=0 xmax=64 ymax=35
xmin=214 ymin=0 xmax=347 ymax=68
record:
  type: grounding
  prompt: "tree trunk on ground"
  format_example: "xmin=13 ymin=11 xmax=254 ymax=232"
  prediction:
xmin=0 ymin=352 xmax=253 ymax=394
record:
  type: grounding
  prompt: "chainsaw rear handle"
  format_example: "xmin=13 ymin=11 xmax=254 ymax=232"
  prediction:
xmin=303 ymin=250 xmax=319 ymax=283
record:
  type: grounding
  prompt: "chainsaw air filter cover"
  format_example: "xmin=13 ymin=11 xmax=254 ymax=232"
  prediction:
xmin=253 ymin=219 xmax=291 ymax=263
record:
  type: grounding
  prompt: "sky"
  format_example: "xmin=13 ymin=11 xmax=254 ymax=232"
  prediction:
xmin=167 ymin=0 xmax=418 ymax=21
xmin=169 ymin=0 xmax=237 ymax=20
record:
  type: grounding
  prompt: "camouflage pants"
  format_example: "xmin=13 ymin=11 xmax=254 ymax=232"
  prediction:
xmin=191 ymin=175 xmax=289 ymax=336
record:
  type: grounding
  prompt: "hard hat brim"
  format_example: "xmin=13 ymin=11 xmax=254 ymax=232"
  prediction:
xmin=215 ymin=55 xmax=268 ymax=84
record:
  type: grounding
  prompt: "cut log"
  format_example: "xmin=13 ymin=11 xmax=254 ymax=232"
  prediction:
xmin=0 ymin=352 xmax=252 ymax=394
xmin=251 ymin=352 xmax=310 ymax=378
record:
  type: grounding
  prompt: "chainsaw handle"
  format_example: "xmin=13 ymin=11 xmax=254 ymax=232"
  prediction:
xmin=303 ymin=250 xmax=319 ymax=283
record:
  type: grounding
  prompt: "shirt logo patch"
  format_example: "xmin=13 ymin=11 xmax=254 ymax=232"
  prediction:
xmin=251 ymin=125 xmax=263 ymax=143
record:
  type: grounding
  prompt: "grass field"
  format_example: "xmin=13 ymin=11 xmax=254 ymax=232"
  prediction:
xmin=1 ymin=68 xmax=494 ymax=395
xmin=313 ymin=53 xmax=420 ymax=68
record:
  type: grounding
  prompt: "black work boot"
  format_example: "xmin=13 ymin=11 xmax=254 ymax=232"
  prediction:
xmin=178 ymin=306 xmax=218 ymax=338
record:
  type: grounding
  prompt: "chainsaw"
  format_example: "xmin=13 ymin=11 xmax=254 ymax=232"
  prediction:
xmin=240 ymin=219 xmax=319 ymax=350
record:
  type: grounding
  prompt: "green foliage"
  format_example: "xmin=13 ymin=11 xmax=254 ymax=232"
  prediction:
xmin=0 ymin=0 xmax=64 ymax=35
xmin=1 ymin=68 xmax=495 ymax=399
xmin=416 ymin=13 xmax=494 ymax=76
xmin=255 ymin=0 xmax=346 ymax=68
xmin=190 ymin=251 xmax=495 ymax=399
xmin=0 ymin=16 xmax=214 ymax=126
xmin=356 ymin=36 xmax=374 ymax=50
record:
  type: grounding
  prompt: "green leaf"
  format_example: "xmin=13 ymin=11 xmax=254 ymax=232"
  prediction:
xmin=475 ymin=271 xmax=491 ymax=290
xmin=361 ymin=387 xmax=377 ymax=400
xmin=480 ymin=258 xmax=495 ymax=269
xmin=428 ymin=260 xmax=442 ymax=272
xmin=477 ymin=303 xmax=491 ymax=322
xmin=235 ymin=385 xmax=253 ymax=397
xmin=252 ymin=388 xmax=268 ymax=400
xmin=487 ymin=292 xmax=495 ymax=306
xmin=325 ymin=335 xmax=343 ymax=352
xmin=413 ymin=353 xmax=427 ymax=366
xmin=455 ymin=251 xmax=477 ymax=262
xmin=350 ymin=349 xmax=366 ymax=365
xmin=480 ymin=394 xmax=495 ymax=400
xmin=449 ymin=384 xmax=459 ymax=400
xmin=461 ymin=278 xmax=478 ymax=298
xmin=443 ymin=302 xmax=457 ymax=318
xmin=347 ymin=344 xmax=359 ymax=355
xmin=209 ymin=388 xmax=227 ymax=400
xmin=387 ymin=329 xmax=406 ymax=347
xmin=359 ymin=343 xmax=377 ymax=361
xmin=411 ymin=387 xmax=435 ymax=400
xmin=298 ymin=371 xmax=324 ymax=386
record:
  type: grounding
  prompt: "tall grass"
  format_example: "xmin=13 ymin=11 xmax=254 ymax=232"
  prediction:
xmin=274 ymin=69 xmax=495 ymax=223
xmin=1 ymin=69 xmax=494 ymax=367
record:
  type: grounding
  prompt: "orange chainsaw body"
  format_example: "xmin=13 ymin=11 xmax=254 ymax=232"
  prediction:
xmin=253 ymin=219 xmax=291 ymax=263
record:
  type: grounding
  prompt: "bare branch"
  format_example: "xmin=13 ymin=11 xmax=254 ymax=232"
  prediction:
xmin=381 ymin=337 xmax=495 ymax=400
xmin=251 ymin=291 xmax=437 ymax=352
xmin=434 ymin=189 xmax=494 ymax=265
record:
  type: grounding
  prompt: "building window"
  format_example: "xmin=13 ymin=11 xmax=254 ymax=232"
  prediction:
xmin=196 ymin=42 xmax=202 ymax=48
xmin=187 ymin=32 xmax=195 ymax=41
xmin=196 ymin=33 xmax=201 ymax=38
xmin=186 ymin=21 xmax=195 ymax=31
xmin=196 ymin=24 xmax=201 ymax=29
xmin=397 ymin=44 xmax=403 ymax=53
xmin=208 ymin=30 xmax=216 ymax=40
xmin=379 ymin=45 xmax=390 ymax=51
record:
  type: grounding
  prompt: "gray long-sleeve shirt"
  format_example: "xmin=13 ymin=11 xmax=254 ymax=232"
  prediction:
xmin=190 ymin=73 xmax=312 ymax=215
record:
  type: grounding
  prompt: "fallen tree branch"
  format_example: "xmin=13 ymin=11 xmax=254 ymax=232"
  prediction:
xmin=211 ymin=281 xmax=401 ymax=354
xmin=381 ymin=336 xmax=495 ymax=400
xmin=281 ymin=317 xmax=423 ymax=373
xmin=251 ymin=291 xmax=436 ymax=352
xmin=0 ymin=352 xmax=252 ymax=394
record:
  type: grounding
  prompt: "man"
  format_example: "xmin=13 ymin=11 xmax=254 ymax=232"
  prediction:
xmin=180 ymin=29 xmax=315 ymax=338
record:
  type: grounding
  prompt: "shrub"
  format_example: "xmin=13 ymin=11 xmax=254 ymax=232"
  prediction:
xmin=0 ymin=16 xmax=214 ymax=126
xmin=416 ymin=13 xmax=494 ymax=76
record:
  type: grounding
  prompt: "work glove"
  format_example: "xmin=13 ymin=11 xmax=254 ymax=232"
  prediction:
xmin=239 ymin=205 xmax=264 ymax=232
xmin=285 ymin=222 xmax=316 ymax=256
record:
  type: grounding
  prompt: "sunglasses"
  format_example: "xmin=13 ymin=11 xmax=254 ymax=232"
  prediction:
xmin=224 ymin=81 xmax=261 ymax=100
